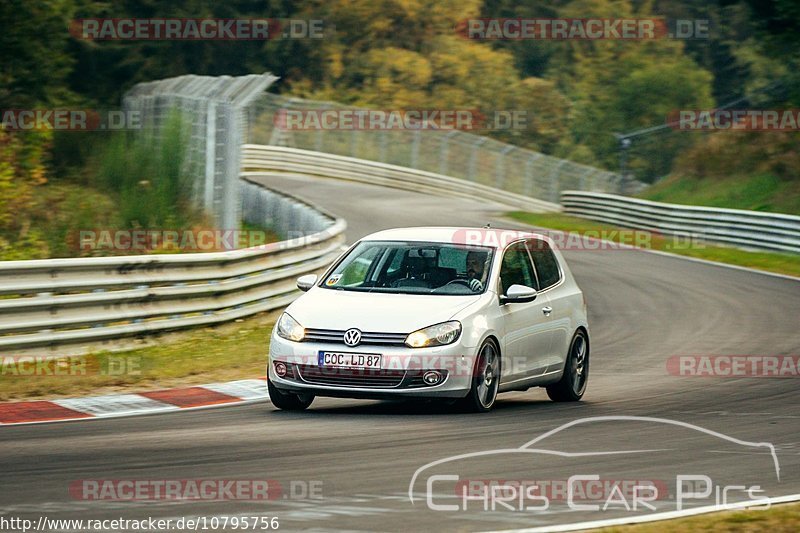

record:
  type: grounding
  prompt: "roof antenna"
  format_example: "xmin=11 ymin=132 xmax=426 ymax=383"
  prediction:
xmin=483 ymin=222 xmax=491 ymax=229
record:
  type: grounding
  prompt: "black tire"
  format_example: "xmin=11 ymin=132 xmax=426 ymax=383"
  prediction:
xmin=267 ymin=377 xmax=314 ymax=411
xmin=458 ymin=338 xmax=501 ymax=413
xmin=546 ymin=330 xmax=589 ymax=402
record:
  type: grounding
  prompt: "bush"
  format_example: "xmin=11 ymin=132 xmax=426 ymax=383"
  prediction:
xmin=96 ymin=111 xmax=203 ymax=229
xmin=0 ymin=111 xmax=210 ymax=260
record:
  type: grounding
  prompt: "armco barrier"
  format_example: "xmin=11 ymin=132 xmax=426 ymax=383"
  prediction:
xmin=241 ymin=144 xmax=562 ymax=213
xmin=0 ymin=182 xmax=346 ymax=354
xmin=0 ymin=142 xmax=560 ymax=355
xmin=561 ymin=191 xmax=800 ymax=254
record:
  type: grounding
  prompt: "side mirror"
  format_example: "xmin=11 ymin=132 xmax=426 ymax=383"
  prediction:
xmin=500 ymin=284 xmax=537 ymax=305
xmin=296 ymin=274 xmax=318 ymax=292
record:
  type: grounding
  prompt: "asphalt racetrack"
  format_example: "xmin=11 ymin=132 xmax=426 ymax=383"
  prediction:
xmin=1 ymin=173 xmax=798 ymax=531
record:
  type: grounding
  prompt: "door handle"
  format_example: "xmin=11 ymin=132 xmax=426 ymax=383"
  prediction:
xmin=542 ymin=306 xmax=553 ymax=315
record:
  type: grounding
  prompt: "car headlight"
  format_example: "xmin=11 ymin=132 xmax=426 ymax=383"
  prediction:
xmin=276 ymin=312 xmax=305 ymax=342
xmin=405 ymin=321 xmax=462 ymax=348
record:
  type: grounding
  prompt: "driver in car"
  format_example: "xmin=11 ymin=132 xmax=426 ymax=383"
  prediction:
xmin=466 ymin=250 xmax=488 ymax=292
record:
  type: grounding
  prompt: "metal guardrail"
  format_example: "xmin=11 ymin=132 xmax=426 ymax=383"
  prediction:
xmin=122 ymin=73 xmax=641 ymax=252
xmin=248 ymin=93 xmax=648 ymax=201
xmin=0 ymin=183 xmax=346 ymax=354
xmin=241 ymin=144 xmax=562 ymax=213
xmin=561 ymin=191 xmax=800 ymax=254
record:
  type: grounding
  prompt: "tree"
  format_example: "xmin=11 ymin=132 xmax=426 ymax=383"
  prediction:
xmin=0 ymin=0 xmax=76 ymax=109
xmin=538 ymin=0 xmax=715 ymax=179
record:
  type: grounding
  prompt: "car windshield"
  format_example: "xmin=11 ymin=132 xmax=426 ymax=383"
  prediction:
xmin=321 ymin=241 xmax=494 ymax=295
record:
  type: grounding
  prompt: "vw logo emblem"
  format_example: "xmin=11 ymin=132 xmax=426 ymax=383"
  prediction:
xmin=343 ymin=328 xmax=362 ymax=347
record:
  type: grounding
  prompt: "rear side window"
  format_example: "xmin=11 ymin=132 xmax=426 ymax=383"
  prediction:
xmin=499 ymin=242 xmax=536 ymax=295
xmin=528 ymin=239 xmax=561 ymax=289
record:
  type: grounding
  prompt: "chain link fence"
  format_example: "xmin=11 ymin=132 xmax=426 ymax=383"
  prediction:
xmin=125 ymin=72 xmax=644 ymax=228
xmin=123 ymin=73 xmax=278 ymax=230
xmin=248 ymin=93 xmax=644 ymax=203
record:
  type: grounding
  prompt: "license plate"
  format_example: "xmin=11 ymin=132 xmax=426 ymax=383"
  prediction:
xmin=318 ymin=351 xmax=382 ymax=369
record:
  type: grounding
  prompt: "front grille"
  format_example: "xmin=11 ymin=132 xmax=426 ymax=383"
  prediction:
xmin=303 ymin=328 xmax=407 ymax=347
xmin=296 ymin=364 xmax=405 ymax=388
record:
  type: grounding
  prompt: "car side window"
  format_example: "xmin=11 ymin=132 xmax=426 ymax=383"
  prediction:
xmin=528 ymin=239 xmax=561 ymax=289
xmin=499 ymin=242 xmax=536 ymax=295
xmin=337 ymin=246 xmax=383 ymax=286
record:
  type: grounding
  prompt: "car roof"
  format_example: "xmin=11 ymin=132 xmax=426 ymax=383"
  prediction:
xmin=359 ymin=226 xmax=546 ymax=248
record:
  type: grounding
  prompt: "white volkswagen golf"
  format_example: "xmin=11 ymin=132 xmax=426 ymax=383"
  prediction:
xmin=268 ymin=227 xmax=589 ymax=412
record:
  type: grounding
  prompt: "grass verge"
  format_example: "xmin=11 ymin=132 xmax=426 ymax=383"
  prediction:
xmin=598 ymin=501 xmax=800 ymax=532
xmin=640 ymin=173 xmax=800 ymax=216
xmin=506 ymin=212 xmax=800 ymax=278
xmin=0 ymin=312 xmax=276 ymax=402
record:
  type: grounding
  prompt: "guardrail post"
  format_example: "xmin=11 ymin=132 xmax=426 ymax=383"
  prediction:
xmin=221 ymin=102 xmax=241 ymax=237
xmin=439 ymin=131 xmax=456 ymax=176
xmin=618 ymin=173 xmax=627 ymax=195
xmin=379 ymin=131 xmax=387 ymax=162
xmin=315 ymin=126 xmax=324 ymax=152
xmin=579 ymin=168 xmax=589 ymax=190
xmin=496 ymin=145 xmax=514 ymax=189
xmin=204 ymin=101 xmax=217 ymax=211
xmin=350 ymin=129 xmax=358 ymax=158
xmin=468 ymin=137 xmax=487 ymax=182
xmin=524 ymin=154 xmax=540 ymax=197
xmin=410 ymin=129 xmax=421 ymax=169
xmin=549 ymin=160 xmax=566 ymax=203
xmin=268 ymin=103 xmax=289 ymax=146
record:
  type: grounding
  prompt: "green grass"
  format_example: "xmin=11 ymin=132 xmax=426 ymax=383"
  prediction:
xmin=3 ymin=113 xmax=207 ymax=260
xmin=4 ymin=210 xmax=794 ymax=402
xmin=641 ymin=173 xmax=800 ymax=216
xmin=598 ymin=502 xmax=800 ymax=532
xmin=0 ymin=184 xmax=279 ymax=260
xmin=506 ymin=212 xmax=800 ymax=278
xmin=240 ymin=220 xmax=282 ymax=247
xmin=0 ymin=182 xmax=118 ymax=260
xmin=96 ymin=111 xmax=202 ymax=230
xmin=0 ymin=312 xmax=277 ymax=402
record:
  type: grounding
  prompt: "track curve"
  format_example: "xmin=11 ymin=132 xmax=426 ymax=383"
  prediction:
xmin=1 ymin=173 xmax=798 ymax=531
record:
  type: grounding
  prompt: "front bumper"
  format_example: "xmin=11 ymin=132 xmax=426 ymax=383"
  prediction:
xmin=268 ymin=333 xmax=477 ymax=399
